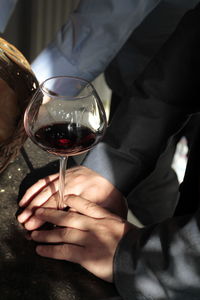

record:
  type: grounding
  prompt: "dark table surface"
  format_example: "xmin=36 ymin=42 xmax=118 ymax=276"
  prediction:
xmin=0 ymin=139 xmax=119 ymax=300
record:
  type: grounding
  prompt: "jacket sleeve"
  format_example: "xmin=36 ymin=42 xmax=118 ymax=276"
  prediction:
xmin=114 ymin=210 xmax=200 ymax=300
xmin=105 ymin=5 xmax=200 ymax=300
xmin=31 ymin=0 xmax=160 ymax=83
xmin=114 ymin=131 xmax=200 ymax=299
xmin=83 ymin=4 xmax=200 ymax=196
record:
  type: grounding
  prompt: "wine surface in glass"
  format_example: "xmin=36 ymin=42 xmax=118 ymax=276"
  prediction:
xmin=34 ymin=122 xmax=100 ymax=156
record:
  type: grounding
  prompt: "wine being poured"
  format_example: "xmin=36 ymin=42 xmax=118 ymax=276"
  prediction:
xmin=24 ymin=76 xmax=107 ymax=209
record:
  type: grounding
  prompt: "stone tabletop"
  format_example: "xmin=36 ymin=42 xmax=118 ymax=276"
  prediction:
xmin=0 ymin=139 xmax=118 ymax=300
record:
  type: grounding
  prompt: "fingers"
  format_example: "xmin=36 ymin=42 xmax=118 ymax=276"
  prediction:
xmin=23 ymin=194 xmax=122 ymax=231
xmin=23 ymin=216 xmax=44 ymax=230
xmin=65 ymin=195 xmax=120 ymax=220
xmin=17 ymin=167 xmax=84 ymax=226
xmin=17 ymin=182 xmax=58 ymax=224
xmin=19 ymin=166 xmax=87 ymax=208
xmin=22 ymin=194 xmax=60 ymax=230
xmin=31 ymin=227 xmax=88 ymax=246
xmin=36 ymin=243 xmax=84 ymax=264
xmin=19 ymin=173 xmax=59 ymax=207
xmin=34 ymin=208 xmax=95 ymax=231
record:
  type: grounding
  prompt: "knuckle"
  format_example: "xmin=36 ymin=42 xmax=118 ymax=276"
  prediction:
xmin=60 ymin=228 xmax=69 ymax=239
xmin=67 ymin=211 xmax=76 ymax=220
xmin=59 ymin=244 xmax=67 ymax=257
xmin=94 ymin=219 xmax=114 ymax=232
xmin=85 ymin=200 xmax=96 ymax=209
xmin=85 ymin=203 xmax=95 ymax=212
xmin=59 ymin=244 xmax=78 ymax=263
xmin=65 ymin=195 xmax=78 ymax=207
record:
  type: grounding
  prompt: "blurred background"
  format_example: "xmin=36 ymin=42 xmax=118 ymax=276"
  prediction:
xmin=2 ymin=0 xmax=79 ymax=62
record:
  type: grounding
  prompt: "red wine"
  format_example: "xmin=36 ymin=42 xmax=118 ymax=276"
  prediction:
xmin=34 ymin=122 xmax=100 ymax=155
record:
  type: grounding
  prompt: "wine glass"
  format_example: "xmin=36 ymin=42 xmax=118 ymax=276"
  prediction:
xmin=24 ymin=76 xmax=107 ymax=209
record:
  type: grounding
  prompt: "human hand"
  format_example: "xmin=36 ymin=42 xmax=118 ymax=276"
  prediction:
xmin=29 ymin=195 xmax=133 ymax=282
xmin=17 ymin=166 xmax=128 ymax=230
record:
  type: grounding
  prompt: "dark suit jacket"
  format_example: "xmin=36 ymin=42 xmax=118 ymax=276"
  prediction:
xmin=115 ymin=5 xmax=200 ymax=300
xmin=85 ymin=4 xmax=200 ymax=299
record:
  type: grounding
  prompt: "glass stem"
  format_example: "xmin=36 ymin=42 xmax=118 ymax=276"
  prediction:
xmin=58 ymin=156 xmax=68 ymax=210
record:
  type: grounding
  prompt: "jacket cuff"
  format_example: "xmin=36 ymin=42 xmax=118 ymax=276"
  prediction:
xmin=113 ymin=226 xmax=166 ymax=300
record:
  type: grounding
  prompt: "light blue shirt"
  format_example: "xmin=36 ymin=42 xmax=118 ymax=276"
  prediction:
xmin=1 ymin=0 xmax=198 ymax=86
xmin=31 ymin=0 xmax=161 ymax=83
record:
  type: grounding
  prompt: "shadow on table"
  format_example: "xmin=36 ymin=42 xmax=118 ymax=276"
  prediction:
xmin=0 ymin=159 xmax=118 ymax=300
